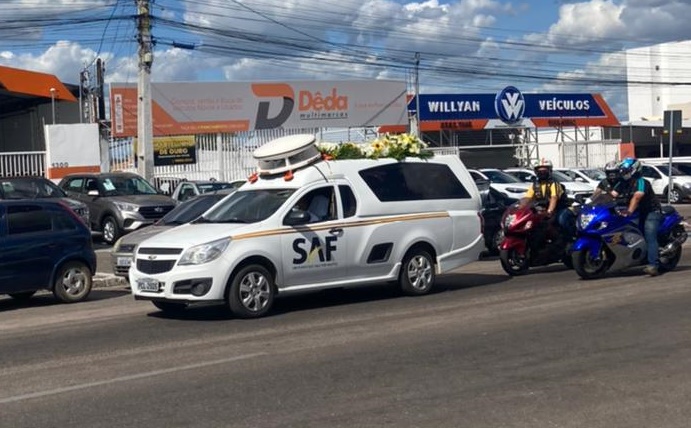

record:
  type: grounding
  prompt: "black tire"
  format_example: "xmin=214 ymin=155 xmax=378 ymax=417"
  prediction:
xmin=499 ymin=248 xmax=529 ymax=276
xmin=8 ymin=291 xmax=36 ymax=301
xmin=101 ymin=215 xmax=121 ymax=245
xmin=227 ymin=264 xmax=275 ymax=318
xmin=399 ymin=249 xmax=436 ymax=296
xmin=486 ymin=229 xmax=503 ymax=256
xmin=572 ymin=249 xmax=609 ymax=280
xmin=52 ymin=261 xmax=93 ymax=303
xmin=664 ymin=187 xmax=682 ymax=204
xmin=152 ymin=301 xmax=187 ymax=314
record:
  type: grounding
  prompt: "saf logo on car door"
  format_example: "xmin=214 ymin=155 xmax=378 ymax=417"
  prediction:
xmin=292 ymin=236 xmax=338 ymax=268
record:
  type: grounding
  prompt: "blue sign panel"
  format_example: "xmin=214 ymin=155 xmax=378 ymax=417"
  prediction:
xmin=410 ymin=88 xmax=608 ymax=123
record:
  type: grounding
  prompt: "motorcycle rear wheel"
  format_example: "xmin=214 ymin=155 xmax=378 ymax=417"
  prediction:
xmin=500 ymin=248 xmax=530 ymax=276
xmin=573 ymin=249 xmax=609 ymax=280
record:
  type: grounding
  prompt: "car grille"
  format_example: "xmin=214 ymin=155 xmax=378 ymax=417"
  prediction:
xmin=114 ymin=265 xmax=130 ymax=276
xmin=138 ymin=205 xmax=174 ymax=220
xmin=137 ymin=259 xmax=176 ymax=274
xmin=138 ymin=247 xmax=183 ymax=255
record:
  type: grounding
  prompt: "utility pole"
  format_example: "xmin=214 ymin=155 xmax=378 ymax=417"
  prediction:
xmin=412 ymin=52 xmax=421 ymax=138
xmin=136 ymin=0 xmax=154 ymax=180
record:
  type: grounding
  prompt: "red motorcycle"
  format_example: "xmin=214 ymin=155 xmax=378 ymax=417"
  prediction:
xmin=498 ymin=202 xmax=574 ymax=275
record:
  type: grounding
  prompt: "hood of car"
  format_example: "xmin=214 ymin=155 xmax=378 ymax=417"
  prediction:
xmin=119 ymin=225 xmax=174 ymax=246
xmin=107 ymin=194 xmax=176 ymax=207
xmin=490 ymin=183 xmax=530 ymax=194
xmin=138 ymin=222 xmax=256 ymax=248
xmin=561 ymin=181 xmax=593 ymax=192
xmin=59 ymin=197 xmax=88 ymax=209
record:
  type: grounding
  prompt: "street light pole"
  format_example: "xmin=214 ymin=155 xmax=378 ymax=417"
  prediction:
xmin=49 ymin=87 xmax=56 ymax=124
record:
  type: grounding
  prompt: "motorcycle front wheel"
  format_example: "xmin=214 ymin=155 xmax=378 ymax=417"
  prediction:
xmin=572 ymin=249 xmax=609 ymax=279
xmin=500 ymin=248 xmax=530 ymax=276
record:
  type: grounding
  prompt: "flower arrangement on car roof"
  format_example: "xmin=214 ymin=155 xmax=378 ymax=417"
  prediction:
xmin=317 ymin=133 xmax=434 ymax=161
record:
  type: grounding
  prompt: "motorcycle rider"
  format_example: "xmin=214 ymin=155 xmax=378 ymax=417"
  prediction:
xmin=592 ymin=160 xmax=621 ymax=198
xmin=612 ymin=157 xmax=662 ymax=276
xmin=520 ymin=159 xmax=575 ymax=239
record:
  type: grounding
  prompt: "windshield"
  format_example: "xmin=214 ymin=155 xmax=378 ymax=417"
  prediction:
xmin=480 ymin=170 xmax=522 ymax=184
xmin=581 ymin=169 xmax=606 ymax=180
xmin=552 ymin=170 xmax=574 ymax=182
xmin=0 ymin=177 xmax=67 ymax=199
xmin=197 ymin=189 xmax=295 ymax=224
xmin=672 ymin=163 xmax=691 ymax=176
xmin=102 ymin=176 xmax=158 ymax=196
xmin=160 ymin=194 xmax=226 ymax=225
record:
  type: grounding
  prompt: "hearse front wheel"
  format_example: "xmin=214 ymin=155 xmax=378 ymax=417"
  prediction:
xmin=227 ymin=264 xmax=275 ymax=318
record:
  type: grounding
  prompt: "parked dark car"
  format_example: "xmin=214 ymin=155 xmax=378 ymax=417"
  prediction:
xmin=0 ymin=199 xmax=96 ymax=303
xmin=0 ymin=176 xmax=90 ymax=225
xmin=59 ymin=172 xmax=177 ymax=245
xmin=111 ymin=189 xmax=235 ymax=278
xmin=481 ymin=187 xmax=518 ymax=255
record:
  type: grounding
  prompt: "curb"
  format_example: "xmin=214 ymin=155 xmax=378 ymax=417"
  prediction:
xmin=93 ymin=273 xmax=129 ymax=289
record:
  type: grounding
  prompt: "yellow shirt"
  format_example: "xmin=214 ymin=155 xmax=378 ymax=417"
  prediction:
xmin=523 ymin=182 xmax=562 ymax=200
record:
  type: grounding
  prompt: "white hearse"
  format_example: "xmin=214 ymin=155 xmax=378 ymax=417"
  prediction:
xmin=129 ymin=134 xmax=484 ymax=318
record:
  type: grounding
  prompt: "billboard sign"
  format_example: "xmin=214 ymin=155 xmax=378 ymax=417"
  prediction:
xmin=110 ymin=80 xmax=408 ymax=137
xmin=402 ymin=86 xmax=619 ymax=130
xmin=152 ymin=135 xmax=196 ymax=166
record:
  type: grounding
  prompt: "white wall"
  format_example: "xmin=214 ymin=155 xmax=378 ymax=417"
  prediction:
xmin=626 ymin=41 xmax=691 ymax=121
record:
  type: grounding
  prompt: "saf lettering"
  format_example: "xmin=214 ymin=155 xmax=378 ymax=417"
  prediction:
xmin=293 ymin=236 xmax=338 ymax=264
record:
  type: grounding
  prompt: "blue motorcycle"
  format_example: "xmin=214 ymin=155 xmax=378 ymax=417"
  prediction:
xmin=572 ymin=194 xmax=687 ymax=279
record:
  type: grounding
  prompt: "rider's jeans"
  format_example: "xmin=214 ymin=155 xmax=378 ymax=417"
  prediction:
xmin=644 ymin=211 xmax=662 ymax=267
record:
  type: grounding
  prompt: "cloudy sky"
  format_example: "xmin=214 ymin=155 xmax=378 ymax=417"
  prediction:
xmin=1 ymin=0 xmax=691 ymax=121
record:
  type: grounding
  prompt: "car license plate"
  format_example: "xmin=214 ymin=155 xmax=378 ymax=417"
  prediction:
xmin=117 ymin=257 xmax=132 ymax=267
xmin=137 ymin=278 xmax=161 ymax=292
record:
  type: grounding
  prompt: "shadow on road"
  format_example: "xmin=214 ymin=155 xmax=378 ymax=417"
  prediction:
xmin=145 ymin=273 xmax=511 ymax=321
xmin=0 ymin=288 xmax=130 ymax=313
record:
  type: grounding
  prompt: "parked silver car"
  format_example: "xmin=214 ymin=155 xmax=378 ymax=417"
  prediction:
xmin=111 ymin=189 xmax=234 ymax=278
xmin=59 ymin=172 xmax=177 ymax=244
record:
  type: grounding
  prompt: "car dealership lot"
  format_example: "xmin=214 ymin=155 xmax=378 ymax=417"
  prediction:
xmin=2 ymin=241 xmax=691 ymax=427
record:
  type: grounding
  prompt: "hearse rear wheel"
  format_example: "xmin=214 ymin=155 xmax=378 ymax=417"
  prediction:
xmin=399 ymin=249 xmax=436 ymax=296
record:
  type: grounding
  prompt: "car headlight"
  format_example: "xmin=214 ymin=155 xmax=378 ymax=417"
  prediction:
xmin=505 ymin=187 xmax=525 ymax=193
xmin=682 ymin=183 xmax=691 ymax=189
xmin=113 ymin=201 xmax=138 ymax=212
xmin=178 ymin=238 xmax=231 ymax=265
xmin=579 ymin=213 xmax=596 ymax=229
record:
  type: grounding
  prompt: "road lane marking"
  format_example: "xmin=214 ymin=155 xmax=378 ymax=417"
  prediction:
xmin=0 ymin=352 xmax=266 ymax=405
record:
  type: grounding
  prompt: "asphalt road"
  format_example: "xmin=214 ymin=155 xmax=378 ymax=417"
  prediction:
xmin=2 ymin=246 xmax=691 ymax=427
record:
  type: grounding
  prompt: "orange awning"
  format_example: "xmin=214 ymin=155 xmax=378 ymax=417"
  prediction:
xmin=0 ymin=65 xmax=77 ymax=102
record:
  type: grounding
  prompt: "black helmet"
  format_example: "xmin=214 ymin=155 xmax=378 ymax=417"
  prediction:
xmin=604 ymin=160 xmax=619 ymax=185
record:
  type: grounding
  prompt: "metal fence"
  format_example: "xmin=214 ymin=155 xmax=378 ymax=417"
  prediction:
xmin=0 ymin=151 xmax=46 ymax=177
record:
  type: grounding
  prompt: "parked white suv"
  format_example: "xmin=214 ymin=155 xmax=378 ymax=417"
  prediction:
xmin=130 ymin=134 xmax=485 ymax=318
xmin=639 ymin=163 xmax=691 ymax=204
xmin=468 ymin=169 xmax=530 ymax=198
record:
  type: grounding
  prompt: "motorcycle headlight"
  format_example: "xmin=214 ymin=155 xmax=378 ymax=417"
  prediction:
xmin=503 ymin=214 xmax=516 ymax=228
xmin=178 ymin=238 xmax=231 ymax=265
xmin=578 ymin=213 xmax=596 ymax=229
xmin=113 ymin=201 xmax=138 ymax=212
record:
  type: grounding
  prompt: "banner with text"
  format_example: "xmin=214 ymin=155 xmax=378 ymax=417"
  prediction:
xmin=110 ymin=80 xmax=408 ymax=137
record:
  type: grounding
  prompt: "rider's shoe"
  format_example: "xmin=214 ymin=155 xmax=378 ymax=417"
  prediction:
xmin=643 ymin=265 xmax=659 ymax=276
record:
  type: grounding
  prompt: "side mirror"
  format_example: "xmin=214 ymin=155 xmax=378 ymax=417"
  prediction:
xmin=284 ymin=209 xmax=311 ymax=226
xmin=474 ymin=178 xmax=490 ymax=192
xmin=87 ymin=190 xmax=99 ymax=197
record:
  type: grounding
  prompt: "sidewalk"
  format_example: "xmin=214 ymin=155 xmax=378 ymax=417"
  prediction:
xmin=93 ymin=273 xmax=128 ymax=289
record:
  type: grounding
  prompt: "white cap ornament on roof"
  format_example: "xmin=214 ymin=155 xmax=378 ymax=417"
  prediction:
xmin=252 ymin=134 xmax=322 ymax=176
